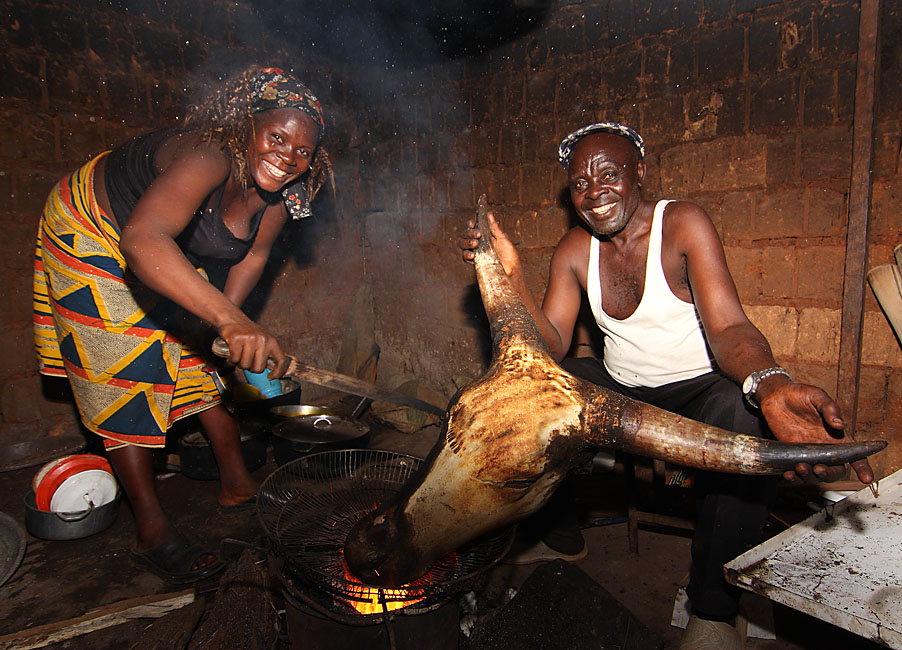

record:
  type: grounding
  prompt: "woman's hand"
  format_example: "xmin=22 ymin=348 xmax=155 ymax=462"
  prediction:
xmin=760 ymin=383 xmax=875 ymax=485
xmin=459 ymin=211 xmax=521 ymax=277
xmin=218 ymin=322 xmax=290 ymax=378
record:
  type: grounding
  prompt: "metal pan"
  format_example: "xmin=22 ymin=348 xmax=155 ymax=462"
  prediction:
xmin=269 ymin=405 xmax=339 ymax=419
xmin=271 ymin=414 xmax=370 ymax=466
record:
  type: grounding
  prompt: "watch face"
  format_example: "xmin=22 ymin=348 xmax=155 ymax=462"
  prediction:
xmin=742 ymin=374 xmax=755 ymax=394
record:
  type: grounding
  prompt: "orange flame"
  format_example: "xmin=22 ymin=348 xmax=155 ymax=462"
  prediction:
xmin=338 ymin=552 xmax=458 ymax=615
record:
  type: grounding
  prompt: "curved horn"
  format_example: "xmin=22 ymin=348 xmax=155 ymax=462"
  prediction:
xmin=583 ymin=387 xmax=885 ymax=474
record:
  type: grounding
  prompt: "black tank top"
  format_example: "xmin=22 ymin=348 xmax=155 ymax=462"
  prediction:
xmin=104 ymin=127 xmax=267 ymax=275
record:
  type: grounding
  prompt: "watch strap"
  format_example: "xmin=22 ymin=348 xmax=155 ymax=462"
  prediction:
xmin=743 ymin=367 xmax=793 ymax=407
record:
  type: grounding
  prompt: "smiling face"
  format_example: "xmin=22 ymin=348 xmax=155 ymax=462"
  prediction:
xmin=567 ymin=132 xmax=646 ymax=237
xmin=247 ymin=107 xmax=319 ymax=194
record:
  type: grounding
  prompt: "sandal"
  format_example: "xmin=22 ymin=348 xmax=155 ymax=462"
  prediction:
xmin=218 ymin=495 xmax=257 ymax=514
xmin=131 ymin=534 xmax=225 ymax=584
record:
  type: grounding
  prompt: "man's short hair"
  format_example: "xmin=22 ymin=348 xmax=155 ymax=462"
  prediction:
xmin=558 ymin=122 xmax=645 ymax=169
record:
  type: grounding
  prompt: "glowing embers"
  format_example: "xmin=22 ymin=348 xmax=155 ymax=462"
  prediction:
xmin=338 ymin=551 xmax=458 ymax=615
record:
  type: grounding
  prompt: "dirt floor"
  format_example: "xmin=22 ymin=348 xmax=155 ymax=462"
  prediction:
xmin=0 ymin=407 xmax=889 ymax=650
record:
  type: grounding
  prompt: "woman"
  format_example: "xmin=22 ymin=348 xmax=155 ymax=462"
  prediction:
xmin=33 ymin=66 xmax=332 ymax=583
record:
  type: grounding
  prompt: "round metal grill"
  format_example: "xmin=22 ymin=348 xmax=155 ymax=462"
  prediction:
xmin=257 ymin=449 xmax=513 ymax=611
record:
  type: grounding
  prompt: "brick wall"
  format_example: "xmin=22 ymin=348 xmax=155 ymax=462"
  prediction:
xmin=341 ymin=0 xmax=902 ymax=476
xmin=0 ymin=0 xmax=362 ymax=444
xmin=2 ymin=0 xmax=900 ymax=475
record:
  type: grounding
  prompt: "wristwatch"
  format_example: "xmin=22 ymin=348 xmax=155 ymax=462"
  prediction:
xmin=742 ymin=367 xmax=793 ymax=407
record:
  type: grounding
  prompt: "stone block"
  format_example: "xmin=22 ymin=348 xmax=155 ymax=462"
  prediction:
xmin=873 ymin=127 xmax=902 ymax=178
xmin=719 ymin=192 xmax=754 ymax=243
xmin=640 ymin=96 xmax=685 ymax=145
xmin=855 ymin=366 xmax=890 ymax=427
xmin=755 ymin=189 xmax=806 ymax=238
xmin=765 ymin=134 xmax=798 ymax=187
xmin=749 ymin=73 xmax=799 ymax=131
xmin=788 ymin=360 xmax=838 ymax=397
xmin=697 ymin=26 xmax=744 ymax=85
xmin=735 ymin=0 xmax=782 ymax=16
xmin=802 ymin=69 xmax=836 ymax=128
xmin=498 ymin=164 xmax=520 ymax=207
xmin=836 ymin=62 xmax=857 ymax=121
xmin=759 ymin=246 xmax=796 ymax=299
xmin=660 ymin=136 xmax=768 ymax=194
xmin=804 ymin=186 xmax=846 ymax=238
xmin=885 ymin=370 xmax=902 ymax=426
xmin=673 ymin=0 xmax=702 ymax=30
xmin=635 ymin=0 xmax=679 ymax=37
xmin=499 ymin=119 xmax=526 ymax=165
xmin=33 ymin=4 xmax=87 ymax=55
xmin=724 ymin=246 xmax=761 ymax=302
xmin=816 ymin=2 xmax=860 ymax=63
xmin=870 ymin=180 xmax=902 ymax=239
xmin=603 ymin=46 xmax=642 ymax=103
xmin=796 ymin=246 xmax=844 ymax=304
xmin=748 ymin=21 xmax=780 ymax=74
xmin=449 ymin=169 xmax=475 ymax=210
xmin=643 ymin=41 xmax=670 ymax=91
xmin=778 ymin=9 xmax=813 ymax=71
xmin=536 ymin=206 xmax=571 ymax=248
xmin=608 ymin=0 xmax=635 ymax=46
xmin=862 ymin=310 xmax=902 ymax=366
xmin=713 ymin=82 xmax=746 ymax=138
xmin=745 ymin=305 xmax=799 ymax=358
xmin=545 ymin=21 xmax=585 ymax=58
xmin=797 ymin=307 xmax=840 ymax=362
xmin=800 ymin=126 xmax=852 ymax=180
xmin=668 ymin=39 xmax=695 ymax=90
xmin=525 ymin=68 xmax=559 ymax=117
xmin=521 ymin=163 xmax=554 ymax=207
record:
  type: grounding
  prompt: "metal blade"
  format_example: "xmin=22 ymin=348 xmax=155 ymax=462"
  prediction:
xmin=211 ymin=338 xmax=446 ymax=417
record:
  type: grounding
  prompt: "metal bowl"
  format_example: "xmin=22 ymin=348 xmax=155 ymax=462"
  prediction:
xmin=269 ymin=405 xmax=339 ymax=419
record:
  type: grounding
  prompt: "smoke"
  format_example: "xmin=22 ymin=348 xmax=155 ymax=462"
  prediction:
xmin=243 ymin=0 xmax=552 ymax=67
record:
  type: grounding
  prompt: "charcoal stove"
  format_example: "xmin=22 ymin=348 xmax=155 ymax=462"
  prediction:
xmin=256 ymin=449 xmax=514 ymax=649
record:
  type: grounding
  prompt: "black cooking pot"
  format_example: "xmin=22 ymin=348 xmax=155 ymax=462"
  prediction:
xmin=271 ymin=412 xmax=370 ymax=467
xmin=178 ymin=419 xmax=269 ymax=481
xmin=24 ymin=490 xmax=121 ymax=541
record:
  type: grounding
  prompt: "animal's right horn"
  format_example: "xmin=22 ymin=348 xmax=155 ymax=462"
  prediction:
xmin=583 ymin=387 xmax=886 ymax=475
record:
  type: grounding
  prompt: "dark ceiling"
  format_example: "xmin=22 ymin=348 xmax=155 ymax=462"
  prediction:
xmin=247 ymin=0 xmax=554 ymax=66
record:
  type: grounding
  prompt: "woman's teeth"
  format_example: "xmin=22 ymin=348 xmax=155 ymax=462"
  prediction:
xmin=263 ymin=160 xmax=288 ymax=180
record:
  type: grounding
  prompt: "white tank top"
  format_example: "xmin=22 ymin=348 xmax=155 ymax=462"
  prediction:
xmin=587 ymin=199 xmax=715 ymax=388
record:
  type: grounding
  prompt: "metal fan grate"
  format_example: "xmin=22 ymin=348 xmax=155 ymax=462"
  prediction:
xmin=257 ymin=449 xmax=513 ymax=607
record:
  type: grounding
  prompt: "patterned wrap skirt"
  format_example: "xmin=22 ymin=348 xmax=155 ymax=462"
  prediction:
xmin=32 ymin=153 xmax=221 ymax=449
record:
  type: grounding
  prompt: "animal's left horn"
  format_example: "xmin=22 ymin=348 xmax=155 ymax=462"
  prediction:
xmin=584 ymin=388 xmax=886 ymax=474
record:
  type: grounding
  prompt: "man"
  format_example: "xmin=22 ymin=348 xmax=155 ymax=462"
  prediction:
xmin=460 ymin=122 xmax=874 ymax=649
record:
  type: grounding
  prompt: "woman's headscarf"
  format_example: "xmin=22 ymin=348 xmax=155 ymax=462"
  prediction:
xmin=250 ymin=68 xmax=327 ymax=220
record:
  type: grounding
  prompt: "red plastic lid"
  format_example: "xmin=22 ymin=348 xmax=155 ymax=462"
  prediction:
xmin=33 ymin=454 xmax=114 ymax=512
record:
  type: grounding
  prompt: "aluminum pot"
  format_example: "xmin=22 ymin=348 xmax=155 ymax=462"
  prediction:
xmin=24 ymin=490 xmax=121 ymax=541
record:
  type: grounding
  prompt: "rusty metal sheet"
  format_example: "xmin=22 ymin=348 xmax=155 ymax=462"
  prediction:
xmin=724 ymin=469 xmax=902 ymax=648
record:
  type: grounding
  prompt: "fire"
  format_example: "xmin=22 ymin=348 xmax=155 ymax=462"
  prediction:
xmin=338 ymin=551 xmax=457 ymax=615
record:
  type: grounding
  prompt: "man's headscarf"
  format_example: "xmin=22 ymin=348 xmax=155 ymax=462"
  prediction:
xmin=251 ymin=67 xmax=325 ymax=219
xmin=558 ymin=122 xmax=645 ymax=170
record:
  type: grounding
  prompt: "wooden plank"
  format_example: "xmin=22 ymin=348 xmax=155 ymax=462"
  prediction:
xmin=0 ymin=589 xmax=195 ymax=650
xmin=836 ymin=0 xmax=881 ymax=434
